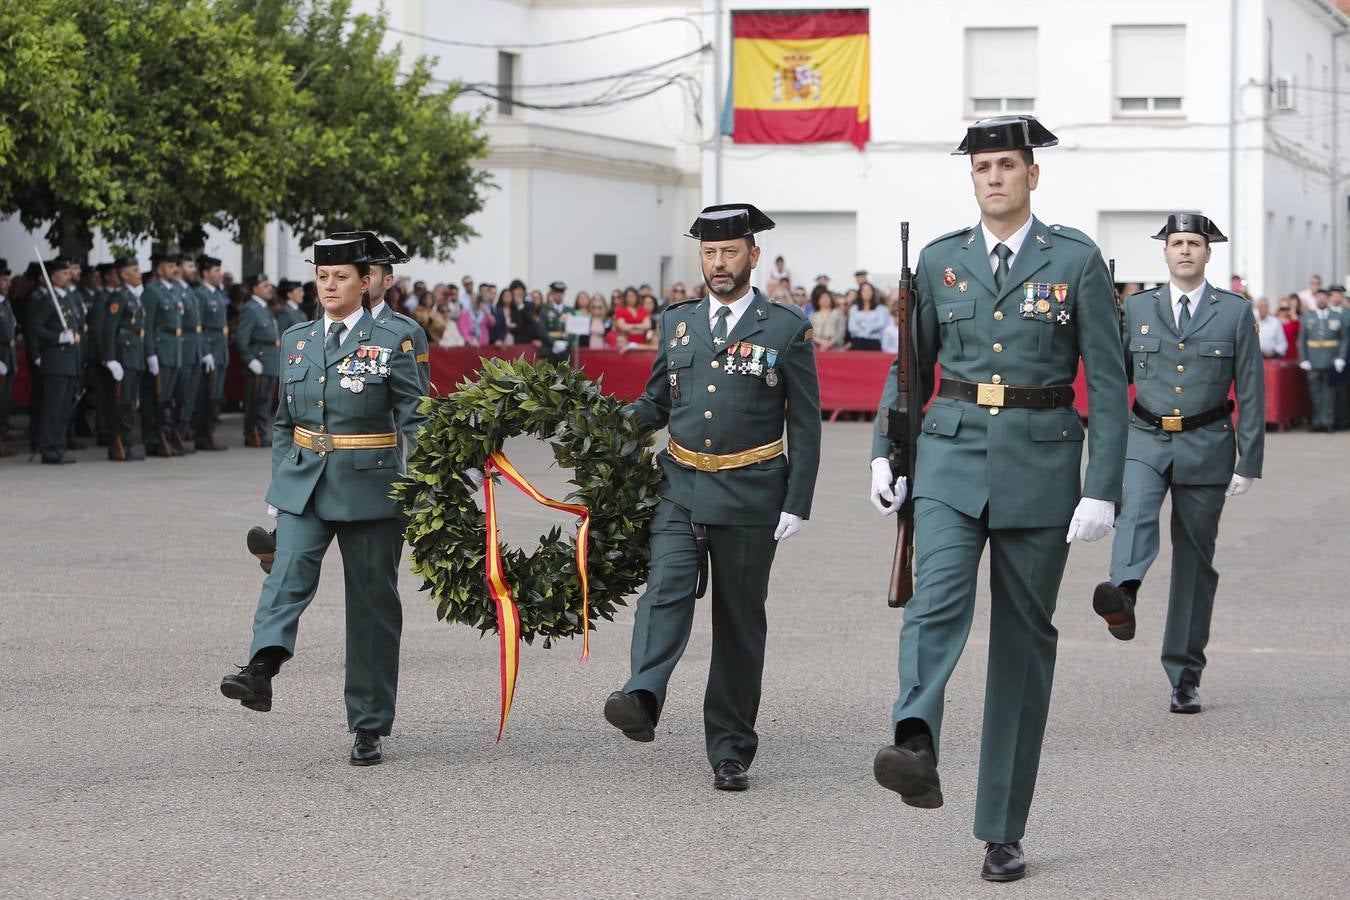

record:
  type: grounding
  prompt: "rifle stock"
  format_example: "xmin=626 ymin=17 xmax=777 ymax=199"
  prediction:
xmin=882 ymin=221 xmax=920 ymax=608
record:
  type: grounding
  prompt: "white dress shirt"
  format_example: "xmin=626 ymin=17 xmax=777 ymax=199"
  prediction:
xmin=1168 ymin=282 xmax=1207 ymax=330
xmin=1256 ymin=314 xmax=1288 ymax=356
xmin=981 ymin=216 xmax=1034 ymax=274
xmin=321 ymin=306 xmax=366 ymax=348
xmin=708 ymin=289 xmax=756 ymax=336
xmin=369 ymin=299 xmax=389 ymax=319
xmin=127 ymin=284 xmax=144 ymax=299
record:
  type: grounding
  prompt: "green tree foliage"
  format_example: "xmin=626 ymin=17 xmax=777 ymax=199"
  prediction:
xmin=0 ymin=0 xmax=488 ymax=258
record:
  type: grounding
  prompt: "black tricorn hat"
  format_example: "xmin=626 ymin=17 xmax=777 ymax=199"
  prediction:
xmin=197 ymin=254 xmax=222 ymax=270
xmin=686 ymin=203 xmax=776 ymax=241
xmin=48 ymin=256 xmax=72 ymax=271
xmin=113 ymin=256 xmax=140 ymax=271
xmin=150 ymin=250 xmax=181 ymax=265
xmin=95 ymin=262 xmax=113 ymax=274
xmin=0 ymin=258 xmax=12 ymax=276
xmin=328 ymin=231 xmax=391 ymax=264
xmin=953 ymin=115 xmax=1059 ymax=156
xmin=382 ymin=239 xmax=411 ymax=265
xmin=1152 ymin=213 xmax=1228 ymax=244
xmin=305 ymin=237 xmax=372 ymax=266
xmin=549 ymin=280 xmax=566 ymax=292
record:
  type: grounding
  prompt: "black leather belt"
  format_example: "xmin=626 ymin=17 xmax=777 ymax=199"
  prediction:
xmin=937 ymin=378 xmax=1075 ymax=409
xmin=1132 ymin=399 xmax=1234 ymax=433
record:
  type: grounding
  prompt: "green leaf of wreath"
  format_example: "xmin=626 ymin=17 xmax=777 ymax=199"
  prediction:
xmin=394 ymin=358 xmax=662 ymax=644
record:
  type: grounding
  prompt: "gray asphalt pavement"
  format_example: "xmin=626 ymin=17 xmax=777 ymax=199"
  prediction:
xmin=2 ymin=416 xmax=1348 ymax=898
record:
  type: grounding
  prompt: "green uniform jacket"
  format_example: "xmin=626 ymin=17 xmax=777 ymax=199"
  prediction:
xmin=97 ymin=286 xmax=147 ymax=371
xmin=872 ymin=218 xmax=1128 ymax=529
xmin=25 ymin=288 xmax=85 ymax=377
xmin=193 ymin=284 xmax=231 ymax=366
xmin=1298 ymin=309 xmax=1348 ymax=368
xmin=1123 ymin=284 xmax=1264 ymax=483
xmin=274 ymin=302 xmax=306 ymax=335
xmin=629 ymin=291 xmax=822 ymax=526
xmin=177 ymin=281 xmax=202 ymax=366
xmin=371 ymin=302 xmax=430 ymax=394
xmin=234 ymin=299 xmax=281 ymax=376
xmin=0 ymin=297 xmax=16 ymax=372
xmin=142 ymin=281 xmax=184 ymax=367
xmin=266 ymin=313 xmax=428 ymax=521
xmin=72 ymin=287 xmax=96 ymax=363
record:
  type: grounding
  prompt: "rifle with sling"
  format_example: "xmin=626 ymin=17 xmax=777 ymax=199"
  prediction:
xmin=877 ymin=222 xmax=921 ymax=608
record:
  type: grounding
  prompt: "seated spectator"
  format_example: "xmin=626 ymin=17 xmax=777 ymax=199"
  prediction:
xmin=490 ymin=293 xmax=512 ymax=346
xmin=809 ymin=290 xmax=847 ymax=350
xmin=790 ymin=284 xmax=813 ymax=316
xmin=580 ymin=293 xmax=611 ymax=349
xmin=509 ymin=295 xmax=541 ymax=348
xmin=459 ymin=289 xmax=496 ymax=347
xmin=847 ymin=282 xmax=888 ymax=351
xmin=1254 ymin=297 xmax=1287 ymax=359
xmin=613 ymin=286 xmax=650 ymax=348
xmin=881 ymin=302 xmax=900 ymax=354
xmin=669 ymin=281 xmax=688 ymax=305
xmin=636 ymin=295 xmax=662 ymax=349
xmin=1277 ymin=296 xmax=1300 ymax=359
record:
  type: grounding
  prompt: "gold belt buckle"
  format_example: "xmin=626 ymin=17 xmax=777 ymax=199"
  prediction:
xmin=1161 ymin=415 xmax=1183 ymax=432
xmin=312 ymin=432 xmax=335 ymax=452
xmin=697 ymin=452 xmax=719 ymax=472
xmin=976 ymin=382 xmax=1006 ymax=407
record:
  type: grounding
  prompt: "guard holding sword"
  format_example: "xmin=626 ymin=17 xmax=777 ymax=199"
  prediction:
xmin=602 ymin=203 xmax=821 ymax=793
xmin=868 ymin=116 xmax=1127 ymax=882
xmin=25 ymin=256 xmax=83 ymax=465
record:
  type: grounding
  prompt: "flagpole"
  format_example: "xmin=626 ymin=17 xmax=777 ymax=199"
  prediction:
xmin=713 ymin=0 xmax=723 ymax=203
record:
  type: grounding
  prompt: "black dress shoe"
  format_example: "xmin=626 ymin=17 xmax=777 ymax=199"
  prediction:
xmin=220 ymin=662 xmax=272 ymax=712
xmin=350 ymin=731 xmax=383 ymax=766
xmin=713 ymin=759 xmax=748 ymax=791
xmin=873 ymin=733 xmax=943 ymax=808
xmin=603 ymin=690 xmax=655 ymax=742
xmin=981 ymin=841 xmax=1026 ymax=882
xmin=40 ymin=456 xmax=76 ymax=465
xmin=1170 ymin=680 xmax=1201 ymax=714
xmin=246 ymin=526 xmax=277 ymax=575
xmin=1092 ymin=581 xmax=1137 ymax=641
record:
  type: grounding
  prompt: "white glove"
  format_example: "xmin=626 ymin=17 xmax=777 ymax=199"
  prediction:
xmin=1065 ymin=497 xmax=1115 ymax=543
xmin=0 ymin=360 xmax=8 ymax=376
xmin=1299 ymin=360 xmax=1313 ymax=371
xmin=1336 ymin=358 xmax=1347 ymax=374
xmin=104 ymin=360 xmax=124 ymax=382
xmin=773 ymin=511 xmax=802 ymax=542
xmin=202 ymin=353 xmax=215 ymax=373
xmin=58 ymin=330 xmax=75 ymax=345
xmin=247 ymin=358 xmax=264 ymax=375
xmin=551 ymin=340 xmax=569 ymax=355
xmin=465 ymin=467 xmax=484 ymax=490
xmin=147 ymin=355 xmax=160 ymax=376
xmin=869 ymin=457 xmax=908 ymax=515
xmin=1225 ymin=474 xmax=1253 ymax=498
xmin=266 ymin=504 xmax=279 ymax=519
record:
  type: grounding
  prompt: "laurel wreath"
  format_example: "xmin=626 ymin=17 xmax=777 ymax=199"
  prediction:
xmin=395 ymin=358 xmax=663 ymax=646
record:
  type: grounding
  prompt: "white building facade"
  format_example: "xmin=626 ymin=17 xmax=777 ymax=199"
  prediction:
xmin=4 ymin=0 xmax=1347 ymax=302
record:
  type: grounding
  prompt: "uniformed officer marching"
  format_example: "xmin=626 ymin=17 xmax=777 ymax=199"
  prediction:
xmin=141 ymin=252 xmax=185 ymax=457
xmin=192 ymin=255 xmax=230 ymax=451
xmin=867 ymin=116 xmax=1128 ymax=882
xmin=541 ymin=280 xmax=572 ymax=363
xmin=1298 ymin=290 xmax=1348 ymax=432
xmin=219 ymin=236 xmax=427 ymax=766
xmin=25 ymin=257 xmax=85 ymax=465
xmin=1092 ymin=215 xmax=1265 ymax=715
xmin=95 ymin=257 xmax=148 ymax=461
xmin=603 ymin=203 xmax=822 ymax=792
xmin=331 ymin=233 xmax=431 ymax=393
xmin=235 ymin=274 xmax=281 ymax=447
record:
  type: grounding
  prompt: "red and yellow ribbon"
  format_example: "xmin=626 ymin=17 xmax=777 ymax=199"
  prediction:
xmin=482 ymin=449 xmax=592 ymax=740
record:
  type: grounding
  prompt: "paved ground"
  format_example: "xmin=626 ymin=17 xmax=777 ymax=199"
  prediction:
xmin=2 ymin=415 xmax=1348 ymax=898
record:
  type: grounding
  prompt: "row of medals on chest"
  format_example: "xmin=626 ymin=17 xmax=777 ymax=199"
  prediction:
xmin=288 ymin=342 xmax=390 ymax=394
xmin=669 ymin=324 xmax=781 ymax=396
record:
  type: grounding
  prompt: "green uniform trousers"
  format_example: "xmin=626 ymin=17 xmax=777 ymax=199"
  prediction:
xmin=194 ymin=366 xmax=223 ymax=441
xmin=98 ymin=368 xmax=141 ymax=454
xmin=177 ymin=360 xmax=201 ymax=439
xmin=142 ymin=364 xmax=180 ymax=452
xmin=37 ymin=372 xmax=76 ymax=460
xmin=894 ymin=498 xmax=1070 ymax=845
xmin=1308 ymin=370 xmax=1337 ymax=431
xmin=623 ymin=498 xmax=778 ymax=769
xmin=249 ymin=509 xmax=405 ymax=735
xmin=243 ymin=373 xmax=276 ymax=444
xmin=1109 ymin=459 xmax=1226 ymax=688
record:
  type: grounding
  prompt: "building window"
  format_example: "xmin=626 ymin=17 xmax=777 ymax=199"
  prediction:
xmin=965 ymin=28 xmax=1037 ymax=116
xmin=1113 ymin=25 xmax=1185 ymax=116
xmin=497 ymin=51 xmax=518 ymax=117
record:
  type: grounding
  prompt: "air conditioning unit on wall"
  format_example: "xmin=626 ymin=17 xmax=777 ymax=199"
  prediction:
xmin=1273 ymin=74 xmax=1296 ymax=111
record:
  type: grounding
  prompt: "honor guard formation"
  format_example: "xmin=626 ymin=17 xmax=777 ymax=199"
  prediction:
xmin=4 ymin=114 xmax=1340 ymax=889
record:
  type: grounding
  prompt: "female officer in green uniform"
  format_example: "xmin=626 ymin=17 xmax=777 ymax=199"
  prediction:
xmin=219 ymin=235 xmax=427 ymax=767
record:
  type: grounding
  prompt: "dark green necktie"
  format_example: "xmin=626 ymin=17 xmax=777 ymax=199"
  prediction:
xmin=1178 ymin=295 xmax=1191 ymax=332
xmin=712 ymin=305 xmax=731 ymax=345
xmin=993 ymin=243 xmax=1012 ymax=291
xmin=325 ymin=320 xmax=344 ymax=362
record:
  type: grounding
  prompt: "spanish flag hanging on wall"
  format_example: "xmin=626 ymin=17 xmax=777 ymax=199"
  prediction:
xmin=731 ymin=9 xmax=870 ymax=150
